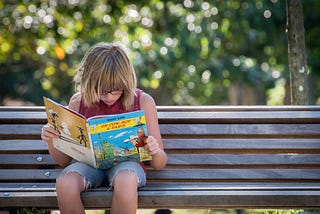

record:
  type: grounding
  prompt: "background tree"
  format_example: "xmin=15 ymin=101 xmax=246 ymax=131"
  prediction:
xmin=286 ymin=0 xmax=309 ymax=105
xmin=0 ymin=0 xmax=319 ymax=106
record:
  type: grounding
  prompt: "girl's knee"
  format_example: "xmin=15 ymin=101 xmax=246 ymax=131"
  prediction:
xmin=112 ymin=170 xmax=139 ymax=199
xmin=56 ymin=171 xmax=87 ymax=194
xmin=112 ymin=170 xmax=138 ymax=206
xmin=113 ymin=170 xmax=139 ymax=190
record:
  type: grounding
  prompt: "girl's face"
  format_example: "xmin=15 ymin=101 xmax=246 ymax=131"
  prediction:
xmin=99 ymin=90 xmax=123 ymax=106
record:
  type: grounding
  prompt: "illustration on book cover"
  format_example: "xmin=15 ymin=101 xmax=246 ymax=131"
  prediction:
xmin=89 ymin=113 xmax=151 ymax=168
xmin=47 ymin=108 xmax=89 ymax=147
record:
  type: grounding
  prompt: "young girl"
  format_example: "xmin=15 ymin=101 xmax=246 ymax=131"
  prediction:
xmin=41 ymin=42 xmax=167 ymax=214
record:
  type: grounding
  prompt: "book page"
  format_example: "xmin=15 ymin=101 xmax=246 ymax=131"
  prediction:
xmin=43 ymin=97 xmax=95 ymax=167
xmin=44 ymin=97 xmax=89 ymax=146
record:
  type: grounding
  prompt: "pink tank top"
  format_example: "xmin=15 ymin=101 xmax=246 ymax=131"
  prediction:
xmin=78 ymin=88 xmax=147 ymax=172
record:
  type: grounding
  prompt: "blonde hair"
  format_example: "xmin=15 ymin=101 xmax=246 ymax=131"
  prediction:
xmin=74 ymin=42 xmax=137 ymax=110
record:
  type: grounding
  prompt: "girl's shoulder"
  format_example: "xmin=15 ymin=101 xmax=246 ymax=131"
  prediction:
xmin=68 ymin=92 xmax=82 ymax=112
xmin=140 ymin=91 xmax=156 ymax=109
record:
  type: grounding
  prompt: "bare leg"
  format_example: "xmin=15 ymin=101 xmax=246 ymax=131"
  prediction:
xmin=56 ymin=171 xmax=86 ymax=214
xmin=110 ymin=170 xmax=139 ymax=214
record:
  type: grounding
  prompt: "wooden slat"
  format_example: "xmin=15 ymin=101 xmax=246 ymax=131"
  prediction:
xmin=0 ymin=106 xmax=45 ymax=112
xmin=156 ymin=105 xmax=320 ymax=112
xmin=163 ymin=138 xmax=320 ymax=150
xmin=0 ymin=140 xmax=48 ymax=153
xmin=158 ymin=111 xmax=320 ymax=123
xmin=0 ymin=111 xmax=47 ymax=123
xmin=0 ymin=154 xmax=56 ymax=166
xmin=146 ymin=169 xmax=320 ymax=181
xmin=0 ymin=169 xmax=61 ymax=181
xmin=0 ymin=183 xmax=55 ymax=191
xmin=165 ymin=154 xmax=320 ymax=167
xmin=2 ymin=189 xmax=320 ymax=209
xmin=0 ymin=124 xmax=43 ymax=139
xmin=136 ymin=190 xmax=320 ymax=209
xmin=159 ymin=124 xmax=320 ymax=136
xmin=2 ymin=168 xmax=320 ymax=182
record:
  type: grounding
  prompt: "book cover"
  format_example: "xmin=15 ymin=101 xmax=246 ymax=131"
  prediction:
xmin=43 ymin=97 xmax=151 ymax=169
xmin=88 ymin=110 xmax=151 ymax=169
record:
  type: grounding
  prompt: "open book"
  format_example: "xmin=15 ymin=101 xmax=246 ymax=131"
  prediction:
xmin=43 ymin=97 xmax=152 ymax=169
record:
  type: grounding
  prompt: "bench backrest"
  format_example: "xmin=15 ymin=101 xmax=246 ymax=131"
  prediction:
xmin=1 ymin=106 xmax=320 ymax=185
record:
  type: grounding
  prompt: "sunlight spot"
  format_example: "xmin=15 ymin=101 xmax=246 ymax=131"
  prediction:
xmin=153 ymin=70 xmax=162 ymax=79
xmin=299 ymin=66 xmax=305 ymax=73
xmin=37 ymin=46 xmax=46 ymax=55
xmin=272 ymin=70 xmax=281 ymax=79
xmin=232 ymin=58 xmax=240 ymax=67
xmin=202 ymin=70 xmax=211 ymax=83
xmin=103 ymin=15 xmax=111 ymax=23
xmin=299 ymin=85 xmax=304 ymax=92
xmin=201 ymin=2 xmax=210 ymax=11
xmin=160 ymin=47 xmax=168 ymax=55
xmin=264 ymin=10 xmax=272 ymax=19
xmin=183 ymin=0 xmax=194 ymax=8
xmin=188 ymin=65 xmax=196 ymax=74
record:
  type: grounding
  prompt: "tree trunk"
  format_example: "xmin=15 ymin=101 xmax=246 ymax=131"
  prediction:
xmin=286 ymin=0 xmax=309 ymax=105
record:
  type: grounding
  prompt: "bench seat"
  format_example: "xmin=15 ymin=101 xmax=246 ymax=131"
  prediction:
xmin=1 ymin=106 xmax=320 ymax=211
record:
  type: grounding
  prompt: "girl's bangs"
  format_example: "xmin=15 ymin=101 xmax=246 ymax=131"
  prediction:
xmin=99 ymin=70 xmax=128 ymax=93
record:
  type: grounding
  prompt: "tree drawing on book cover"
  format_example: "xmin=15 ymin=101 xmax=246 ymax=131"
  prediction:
xmin=93 ymin=133 xmax=114 ymax=160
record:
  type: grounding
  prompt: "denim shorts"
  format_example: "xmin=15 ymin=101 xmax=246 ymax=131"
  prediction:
xmin=61 ymin=161 xmax=147 ymax=190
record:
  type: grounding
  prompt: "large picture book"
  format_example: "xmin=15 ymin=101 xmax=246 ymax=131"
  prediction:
xmin=43 ymin=97 xmax=152 ymax=169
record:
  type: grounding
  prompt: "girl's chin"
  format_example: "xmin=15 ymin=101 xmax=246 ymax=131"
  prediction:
xmin=101 ymin=100 xmax=116 ymax=106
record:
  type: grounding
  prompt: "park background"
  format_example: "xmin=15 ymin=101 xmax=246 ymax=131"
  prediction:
xmin=1 ymin=1 xmax=320 ymax=214
xmin=0 ymin=0 xmax=319 ymax=107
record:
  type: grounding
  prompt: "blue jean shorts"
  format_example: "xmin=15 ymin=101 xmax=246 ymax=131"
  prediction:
xmin=61 ymin=161 xmax=147 ymax=190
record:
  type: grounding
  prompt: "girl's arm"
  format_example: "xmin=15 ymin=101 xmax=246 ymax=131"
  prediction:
xmin=140 ymin=92 xmax=167 ymax=170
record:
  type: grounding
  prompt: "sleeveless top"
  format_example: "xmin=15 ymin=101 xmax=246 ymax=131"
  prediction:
xmin=78 ymin=88 xmax=146 ymax=172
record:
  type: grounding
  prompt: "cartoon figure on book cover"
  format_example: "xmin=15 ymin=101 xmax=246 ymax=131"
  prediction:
xmin=48 ymin=109 xmax=61 ymax=134
xmin=60 ymin=122 xmax=71 ymax=136
xmin=76 ymin=126 xmax=88 ymax=147
xmin=128 ymin=127 xmax=150 ymax=161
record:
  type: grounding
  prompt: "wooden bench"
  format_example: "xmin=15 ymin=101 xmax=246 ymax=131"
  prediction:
xmin=1 ymin=105 xmax=320 ymax=212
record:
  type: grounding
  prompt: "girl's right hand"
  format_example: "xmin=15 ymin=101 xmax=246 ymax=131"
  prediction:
xmin=41 ymin=124 xmax=59 ymax=144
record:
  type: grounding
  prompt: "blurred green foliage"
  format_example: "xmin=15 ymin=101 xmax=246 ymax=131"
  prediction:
xmin=0 ymin=0 xmax=319 ymax=105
